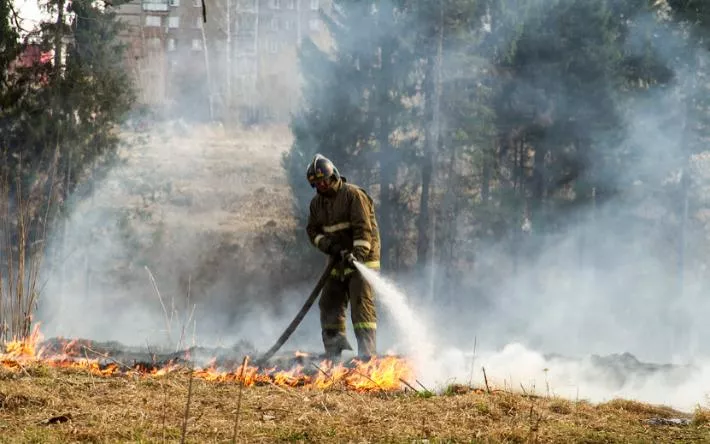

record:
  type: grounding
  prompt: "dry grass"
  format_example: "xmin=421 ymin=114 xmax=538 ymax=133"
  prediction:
xmin=0 ymin=364 xmax=707 ymax=443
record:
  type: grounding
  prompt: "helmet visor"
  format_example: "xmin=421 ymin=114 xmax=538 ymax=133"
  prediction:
xmin=308 ymin=171 xmax=328 ymax=187
xmin=310 ymin=178 xmax=330 ymax=190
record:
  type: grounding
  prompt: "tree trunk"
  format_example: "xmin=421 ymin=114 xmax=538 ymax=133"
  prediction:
xmin=677 ymin=51 xmax=697 ymax=303
xmin=200 ymin=25 xmax=214 ymax=121
xmin=53 ymin=0 xmax=64 ymax=70
xmin=375 ymin=6 xmax=396 ymax=270
xmin=416 ymin=0 xmax=444 ymax=268
xmin=226 ymin=0 xmax=232 ymax=114
xmin=54 ymin=0 xmax=66 ymax=327
xmin=378 ymin=125 xmax=393 ymax=270
xmin=481 ymin=148 xmax=491 ymax=202
xmin=296 ymin=0 xmax=302 ymax=45
xmin=530 ymin=145 xmax=546 ymax=234
xmin=437 ymin=138 xmax=458 ymax=297
xmin=512 ymin=138 xmax=525 ymax=274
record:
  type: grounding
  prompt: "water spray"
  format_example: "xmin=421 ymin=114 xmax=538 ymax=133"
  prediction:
xmin=352 ymin=261 xmax=438 ymax=384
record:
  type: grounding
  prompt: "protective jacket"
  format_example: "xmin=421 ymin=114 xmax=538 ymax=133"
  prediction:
xmin=306 ymin=178 xmax=381 ymax=270
xmin=306 ymin=177 xmax=380 ymax=359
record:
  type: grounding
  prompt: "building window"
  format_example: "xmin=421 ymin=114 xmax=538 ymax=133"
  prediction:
xmin=147 ymin=37 xmax=161 ymax=49
xmin=269 ymin=0 xmax=280 ymax=9
xmin=270 ymin=17 xmax=279 ymax=31
xmin=310 ymin=0 xmax=318 ymax=10
xmin=192 ymin=39 xmax=202 ymax=51
xmin=168 ymin=16 xmax=180 ymax=28
xmin=308 ymin=18 xmax=320 ymax=31
xmin=169 ymin=0 xmax=180 ymax=6
xmin=142 ymin=0 xmax=169 ymax=12
xmin=195 ymin=17 xmax=202 ymax=28
xmin=283 ymin=19 xmax=292 ymax=30
xmin=145 ymin=15 xmax=161 ymax=26
xmin=267 ymin=39 xmax=278 ymax=53
xmin=192 ymin=0 xmax=200 ymax=5
xmin=285 ymin=0 xmax=294 ymax=9
xmin=238 ymin=15 xmax=254 ymax=30
xmin=237 ymin=0 xmax=255 ymax=10
xmin=167 ymin=38 xmax=176 ymax=51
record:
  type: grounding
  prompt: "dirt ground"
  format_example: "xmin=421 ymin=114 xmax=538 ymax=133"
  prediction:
xmin=115 ymin=122 xmax=297 ymax=235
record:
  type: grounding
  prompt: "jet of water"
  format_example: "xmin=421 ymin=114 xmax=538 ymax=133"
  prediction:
xmin=353 ymin=262 xmax=438 ymax=383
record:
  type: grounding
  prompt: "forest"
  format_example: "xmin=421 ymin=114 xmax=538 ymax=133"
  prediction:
xmin=1 ymin=0 xmax=710 ymax=360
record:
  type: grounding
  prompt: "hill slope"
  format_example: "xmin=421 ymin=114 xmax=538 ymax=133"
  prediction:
xmin=39 ymin=122 xmax=316 ymax=346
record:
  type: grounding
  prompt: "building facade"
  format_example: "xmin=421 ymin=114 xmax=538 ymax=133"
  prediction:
xmin=114 ymin=0 xmax=330 ymax=122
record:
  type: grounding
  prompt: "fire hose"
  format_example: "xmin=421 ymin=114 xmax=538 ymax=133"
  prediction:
xmin=256 ymin=256 xmax=337 ymax=366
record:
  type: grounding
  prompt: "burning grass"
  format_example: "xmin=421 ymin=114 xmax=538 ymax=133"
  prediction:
xmin=0 ymin=326 xmax=415 ymax=392
xmin=1 ymin=328 xmax=709 ymax=442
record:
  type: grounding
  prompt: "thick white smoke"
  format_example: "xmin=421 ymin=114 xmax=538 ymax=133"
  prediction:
xmin=355 ymin=263 xmax=709 ymax=413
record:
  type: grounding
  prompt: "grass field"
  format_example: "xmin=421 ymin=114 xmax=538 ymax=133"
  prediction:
xmin=3 ymin=124 xmax=709 ymax=443
xmin=0 ymin=362 xmax=708 ymax=443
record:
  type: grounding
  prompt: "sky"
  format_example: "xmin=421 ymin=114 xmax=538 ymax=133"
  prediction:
xmin=12 ymin=0 xmax=47 ymax=33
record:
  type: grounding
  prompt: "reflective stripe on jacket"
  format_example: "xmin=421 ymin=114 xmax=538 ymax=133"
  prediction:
xmin=306 ymin=178 xmax=381 ymax=265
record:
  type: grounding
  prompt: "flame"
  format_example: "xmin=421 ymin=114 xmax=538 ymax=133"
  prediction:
xmin=1 ymin=326 xmax=415 ymax=392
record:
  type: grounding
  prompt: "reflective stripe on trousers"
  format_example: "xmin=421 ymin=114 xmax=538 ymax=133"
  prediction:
xmin=353 ymin=322 xmax=376 ymax=330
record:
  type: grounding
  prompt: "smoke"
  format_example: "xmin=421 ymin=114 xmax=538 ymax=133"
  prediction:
xmin=35 ymin=123 xmax=308 ymax=348
xmin=354 ymin=259 xmax=710 ymax=412
xmin=335 ymin=0 xmax=710 ymax=412
xmin=26 ymin=0 xmax=710 ymax=414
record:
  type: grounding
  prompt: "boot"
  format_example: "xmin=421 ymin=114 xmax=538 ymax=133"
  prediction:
xmin=322 ymin=330 xmax=353 ymax=363
xmin=355 ymin=328 xmax=376 ymax=361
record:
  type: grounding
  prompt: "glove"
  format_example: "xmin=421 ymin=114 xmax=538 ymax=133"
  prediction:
xmin=318 ymin=236 xmax=343 ymax=257
xmin=340 ymin=250 xmax=357 ymax=266
xmin=326 ymin=242 xmax=344 ymax=256
xmin=351 ymin=247 xmax=368 ymax=263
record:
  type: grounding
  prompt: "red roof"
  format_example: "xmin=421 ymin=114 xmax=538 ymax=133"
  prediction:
xmin=14 ymin=44 xmax=53 ymax=69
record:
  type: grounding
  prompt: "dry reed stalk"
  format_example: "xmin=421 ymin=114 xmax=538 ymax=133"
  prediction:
xmin=161 ymin=373 xmax=169 ymax=443
xmin=468 ymin=336 xmax=477 ymax=387
xmin=176 ymin=274 xmax=193 ymax=352
xmin=416 ymin=379 xmax=432 ymax=393
xmin=0 ymin=161 xmax=53 ymax=344
xmin=0 ymin=153 xmax=57 ymax=342
xmin=180 ymin=362 xmax=195 ymax=444
xmin=145 ymin=266 xmax=174 ymax=347
xmin=399 ymin=378 xmax=420 ymax=394
xmin=231 ymin=355 xmax=249 ymax=443
xmin=482 ymin=367 xmax=491 ymax=394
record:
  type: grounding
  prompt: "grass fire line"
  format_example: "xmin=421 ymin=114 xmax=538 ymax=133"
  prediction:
xmin=0 ymin=324 xmax=416 ymax=392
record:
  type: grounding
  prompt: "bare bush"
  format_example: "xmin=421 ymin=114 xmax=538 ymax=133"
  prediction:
xmin=0 ymin=165 xmax=54 ymax=342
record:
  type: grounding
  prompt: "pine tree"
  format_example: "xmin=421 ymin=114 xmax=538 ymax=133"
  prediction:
xmin=283 ymin=0 xmax=419 ymax=269
xmin=0 ymin=0 xmax=135 ymax=339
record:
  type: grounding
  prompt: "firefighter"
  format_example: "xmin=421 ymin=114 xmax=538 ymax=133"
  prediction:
xmin=305 ymin=154 xmax=381 ymax=361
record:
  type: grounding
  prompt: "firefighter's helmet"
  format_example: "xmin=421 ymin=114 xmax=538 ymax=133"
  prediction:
xmin=306 ymin=154 xmax=340 ymax=188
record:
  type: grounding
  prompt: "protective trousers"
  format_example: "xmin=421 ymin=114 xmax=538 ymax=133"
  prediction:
xmin=319 ymin=270 xmax=376 ymax=360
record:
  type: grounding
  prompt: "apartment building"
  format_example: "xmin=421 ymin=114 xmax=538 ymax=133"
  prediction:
xmin=114 ymin=0 xmax=329 ymax=122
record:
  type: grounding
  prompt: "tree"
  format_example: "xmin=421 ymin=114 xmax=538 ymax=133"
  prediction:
xmin=284 ymin=1 xmax=419 ymax=270
xmin=0 ymin=0 xmax=136 ymax=340
xmin=284 ymin=0 xmax=710 ymax=322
